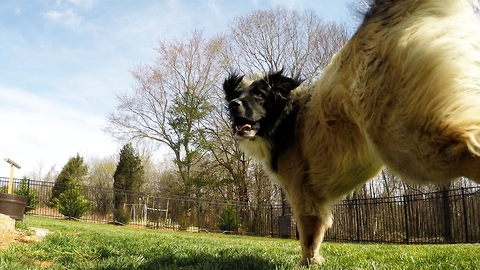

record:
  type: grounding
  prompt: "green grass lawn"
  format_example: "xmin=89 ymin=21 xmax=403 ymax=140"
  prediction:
xmin=1 ymin=216 xmax=480 ymax=269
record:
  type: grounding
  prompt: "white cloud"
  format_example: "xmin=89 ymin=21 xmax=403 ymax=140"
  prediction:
xmin=45 ymin=9 xmax=83 ymax=28
xmin=68 ymin=0 xmax=96 ymax=8
xmin=0 ymin=85 xmax=118 ymax=177
xmin=168 ymin=0 xmax=178 ymax=10
xmin=269 ymin=0 xmax=305 ymax=10
xmin=207 ymin=0 xmax=222 ymax=18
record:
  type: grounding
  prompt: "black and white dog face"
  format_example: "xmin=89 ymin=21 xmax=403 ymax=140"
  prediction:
xmin=223 ymin=70 xmax=301 ymax=139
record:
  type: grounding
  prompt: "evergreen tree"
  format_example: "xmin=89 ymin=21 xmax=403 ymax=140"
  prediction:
xmin=113 ymin=143 xmax=145 ymax=209
xmin=15 ymin=176 xmax=39 ymax=212
xmin=52 ymin=181 xmax=92 ymax=219
xmin=50 ymin=154 xmax=88 ymax=204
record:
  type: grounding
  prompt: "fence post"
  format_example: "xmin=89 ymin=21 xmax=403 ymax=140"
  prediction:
xmin=235 ymin=202 xmax=239 ymax=234
xmin=270 ymin=205 xmax=274 ymax=238
xmin=461 ymin=188 xmax=469 ymax=243
xmin=112 ymin=188 xmax=116 ymax=224
xmin=403 ymin=195 xmax=409 ymax=244
xmin=27 ymin=178 xmax=31 ymax=209
xmin=355 ymin=197 xmax=360 ymax=243
xmin=68 ymin=184 xmax=73 ymax=219
xmin=197 ymin=197 xmax=201 ymax=231
xmin=155 ymin=194 xmax=160 ymax=229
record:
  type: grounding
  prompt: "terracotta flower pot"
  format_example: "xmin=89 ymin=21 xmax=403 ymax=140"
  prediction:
xmin=0 ymin=193 xmax=27 ymax=220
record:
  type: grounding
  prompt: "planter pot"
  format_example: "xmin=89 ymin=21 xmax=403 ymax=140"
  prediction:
xmin=0 ymin=193 xmax=27 ymax=220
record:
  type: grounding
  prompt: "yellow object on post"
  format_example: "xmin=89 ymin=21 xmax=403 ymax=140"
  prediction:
xmin=4 ymin=158 xmax=21 ymax=194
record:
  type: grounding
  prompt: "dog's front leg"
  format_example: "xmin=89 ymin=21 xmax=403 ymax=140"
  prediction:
xmin=296 ymin=212 xmax=332 ymax=267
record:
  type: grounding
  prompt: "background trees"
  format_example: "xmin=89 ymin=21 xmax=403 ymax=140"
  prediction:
xmin=15 ymin=176 xmax=39 ymax=212
xmin=50 ymin=154 xmax=88 ymax=204
xmin=103 ymin=7 xmax=352 ymax=204
xmin=49 ymin=154 xmax=91 ymax=218
xmin=113 ymin=143 xmax=145 ymax=210
xmin=52 ymin=184 xmax=91 ymax=219
xmin=85 ymin=156 xmax=116 ymax=216
xmin=106 ymin=31 xmax=226 ymax=198
xmin=204 ymin=7 xmax=350 ymax=205
xmin=226 ymin=7 xmax=350 ymax=80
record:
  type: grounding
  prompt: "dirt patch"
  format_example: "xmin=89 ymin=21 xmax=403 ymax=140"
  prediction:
xmin=0 ymin=214 xmax=49 ymax=248
xmin=0 ymin=213 xmax=16 ymax=246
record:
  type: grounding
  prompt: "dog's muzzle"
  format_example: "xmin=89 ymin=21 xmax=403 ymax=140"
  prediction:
xmin=229 ymin=99 xmax=260 ymax=139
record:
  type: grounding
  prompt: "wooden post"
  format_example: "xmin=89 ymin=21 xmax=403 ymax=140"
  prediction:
xmin=4 ymin=158 xmax=21 ymax=194
xmin=8 ymin=165 xmax=15 ymax=194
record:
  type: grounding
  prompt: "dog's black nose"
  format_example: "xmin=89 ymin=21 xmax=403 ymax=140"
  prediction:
xmin=229 ymin=99 xmax=242 ymax=111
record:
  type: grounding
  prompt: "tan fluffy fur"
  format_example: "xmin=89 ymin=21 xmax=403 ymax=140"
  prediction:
xmin=238 ymin=0 xmax=480 ymax=266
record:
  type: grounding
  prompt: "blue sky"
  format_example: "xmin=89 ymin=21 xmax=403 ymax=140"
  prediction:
xmin=0 ymin=0 xmax=354 ymax=178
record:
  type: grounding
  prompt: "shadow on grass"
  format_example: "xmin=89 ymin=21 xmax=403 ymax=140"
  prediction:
xmin=145 ymin=254 xmax=282 ymax=270
xmin=98 ymin=252 xmax=288 ymax=270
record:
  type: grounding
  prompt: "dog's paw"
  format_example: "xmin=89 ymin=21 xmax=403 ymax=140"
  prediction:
xmin=297 ymin=255 xmax=324 ymax=268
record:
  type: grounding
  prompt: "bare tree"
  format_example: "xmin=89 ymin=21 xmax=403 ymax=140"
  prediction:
xmin=86 ymin=156 xmax=116 ymax=189
xmin=226 ymin=7 xmax=350 ymax=81
xmin=199 ymin=82 xmax=252 ymax=202
xmin=27 ymin=161 xmax=58 ymax=182
xmin=85 ymin=156 xmax=116 ymax=216
xmin=105 ymin=30 xmax=226 ymax=197
xmin=106 ymin=8 xmax=352 ymax=204
xmin=208 ymin=7 xmax=351 ymax=205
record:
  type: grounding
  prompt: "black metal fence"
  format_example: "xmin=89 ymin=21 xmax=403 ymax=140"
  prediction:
xmin=0 ymin=177 xmax=290 ymax=238
xmin=327 ymin=187 xmax=480 ymax=244
xmin=1 ymin=177 xmax=480 ymax=244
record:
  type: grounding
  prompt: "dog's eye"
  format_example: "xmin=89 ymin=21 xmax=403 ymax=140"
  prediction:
xmin=252 ymin=89 xmax=264 ymax=99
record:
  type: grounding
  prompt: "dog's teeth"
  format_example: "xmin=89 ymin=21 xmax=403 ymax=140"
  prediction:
xmin=237 ymin=124 xmax=252 ymax=132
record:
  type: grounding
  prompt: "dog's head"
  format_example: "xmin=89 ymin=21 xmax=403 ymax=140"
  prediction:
xmin=223 ymin=70 xmax=301 ymax=140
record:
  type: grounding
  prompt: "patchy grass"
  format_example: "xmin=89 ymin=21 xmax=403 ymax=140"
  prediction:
xmin=1 ymin=216 xmax=479 ymax=269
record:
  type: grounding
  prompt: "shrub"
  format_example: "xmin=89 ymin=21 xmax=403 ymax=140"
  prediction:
xmin=52 ymin=185 xmax=91 ymax=219
xmin=218 ymin=205 xmax=239 ymax=232
xmin=114 ymin=209 xmax=130 ymax=225
xmin=50 ymin=154 xmax=88 ymax=205
xmin=14 ymin=177 xmax=39 ymax=212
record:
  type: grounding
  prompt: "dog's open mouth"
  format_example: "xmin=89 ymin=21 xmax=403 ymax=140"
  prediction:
xmin=233 ymin=117 xmax=260 ymax=138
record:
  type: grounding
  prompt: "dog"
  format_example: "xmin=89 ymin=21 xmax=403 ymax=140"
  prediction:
xmin=223 ymin=0 xmax=480 ymax=266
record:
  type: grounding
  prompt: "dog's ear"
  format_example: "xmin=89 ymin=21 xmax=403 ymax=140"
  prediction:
xmin=265 ymin=69 xmax=302 ymax=97
xmin=223 ymin=73 xmax=244 ymax=102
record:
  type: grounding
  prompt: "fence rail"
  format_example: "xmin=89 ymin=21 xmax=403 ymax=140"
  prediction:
xmin=1 ymin=177 xmax=480 ymax=244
